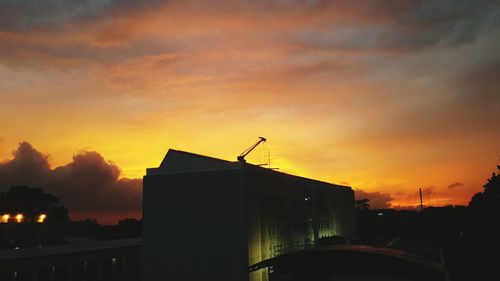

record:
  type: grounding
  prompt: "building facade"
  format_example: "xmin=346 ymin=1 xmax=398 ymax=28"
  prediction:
xmin=143 ymin=149 xmax=355 ymax=281
xmin=0 ymin=238 xmax=142 ymax=281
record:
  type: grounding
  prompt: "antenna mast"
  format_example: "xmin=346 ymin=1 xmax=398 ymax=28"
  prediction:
xmin=237 ymin=137 xmax=267 ymax=162
xmin=419 ymin=188 xmax=424 ymax=213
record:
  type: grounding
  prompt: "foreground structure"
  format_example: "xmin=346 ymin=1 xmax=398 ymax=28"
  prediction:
xmin=249 ymin=244 xmax=448 ymax=281
xmin=143 ymin=149 xmax=355 ymax=281
xmin=0 ymin=238 xmax=141 ymax=281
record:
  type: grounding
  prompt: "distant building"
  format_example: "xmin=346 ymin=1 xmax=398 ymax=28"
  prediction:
xmin=0 ymin=238 xmax=141 ymax=281
xmin=143 ymin=149 xmax=355 ymax=281
xmin=0 ymin=222 xmax=68 ymax=249
xmin=1 ymin=215 xmax=143 ymax=280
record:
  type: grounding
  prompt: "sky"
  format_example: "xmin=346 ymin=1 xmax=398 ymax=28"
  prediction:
xmin=0 ymin=0 xmax=499 ymax=224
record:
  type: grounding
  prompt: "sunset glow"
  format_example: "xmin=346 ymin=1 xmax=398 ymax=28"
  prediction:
xmin=1 ymin=1 xmax=499 ymax=223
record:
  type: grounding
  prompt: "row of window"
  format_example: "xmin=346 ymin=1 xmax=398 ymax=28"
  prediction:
xmin=0 ymin=256 xmax=130 ymax=281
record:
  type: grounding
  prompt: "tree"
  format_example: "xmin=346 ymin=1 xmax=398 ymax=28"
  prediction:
xmin=467 ymin=165 xmax=500 ymax=239
xmin=0 ymin=185 xmax=70 ymax=222
xmin=355 ymin=198 xmax=370 ymax=211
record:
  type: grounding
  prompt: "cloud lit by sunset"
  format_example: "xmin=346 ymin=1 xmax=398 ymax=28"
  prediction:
xmin=1 ymin=0 xmax=499 ymax=223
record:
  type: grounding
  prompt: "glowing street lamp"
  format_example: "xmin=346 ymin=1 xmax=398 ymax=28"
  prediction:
xmin=37 ymin=214 xmax=47 ymax=223
xmin=1 ymin=214 xmax=9 ymax=223
xmin=15 ymin=214 xmax=23 ymax=223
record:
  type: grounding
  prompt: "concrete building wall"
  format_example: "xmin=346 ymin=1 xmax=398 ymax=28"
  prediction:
xmin=143 ymin=170 xmax=249 ymax=281
xmin=143 ymin=150 xmax=355 ymax=281
xmin=245 ymin=168 xmax=355 ymax=281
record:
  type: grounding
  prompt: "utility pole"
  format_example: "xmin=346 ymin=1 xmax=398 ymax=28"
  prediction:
xmin=419 ymin=188 xmax=424 ymax=214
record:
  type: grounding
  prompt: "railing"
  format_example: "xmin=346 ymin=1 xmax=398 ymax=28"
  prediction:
xmin=271 ymin=240 xmax=315 ymax=258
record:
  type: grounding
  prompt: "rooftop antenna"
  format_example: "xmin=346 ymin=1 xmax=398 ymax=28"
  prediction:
xmin=266 ymin=148 xmax=279 ymax=170
xmin=237 ymin=137 xmax=267 ymax=162
xmin=268 ymin=149 xmax=271 ymax=168
xmin=419 ymin=188 xmax=424 ymax=214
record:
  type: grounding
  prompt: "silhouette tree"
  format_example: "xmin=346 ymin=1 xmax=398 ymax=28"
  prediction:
xmin=355 ymin=198 xmax=370 ymax=210
xmin=355 ymin=198 xmax=372 ymax=238
xmin=0 ymin=185 xmax=70 ymax=222
xmin=467 ymin=164 xmax=500 ymax=239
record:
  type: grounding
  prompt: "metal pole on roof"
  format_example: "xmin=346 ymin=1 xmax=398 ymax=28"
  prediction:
xmin=419 ymin=188 xmax=424 ymax=214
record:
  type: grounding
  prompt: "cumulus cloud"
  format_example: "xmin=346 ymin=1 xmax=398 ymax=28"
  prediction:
xmin=448 ymin=182 xmax=464 ymax=189
xmin=354 ymin=189 xmax=393 ymax=209
xmin=0 ymin=142 xmax=142 ymax=215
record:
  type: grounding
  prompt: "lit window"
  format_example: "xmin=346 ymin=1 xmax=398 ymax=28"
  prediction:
xmin=37 ymin=214 xmax=47 ymax=223
xmin=15 ymin=214 xmax=23 ymax=223
xmin=1 ymin=214 xmax=9 ymax=223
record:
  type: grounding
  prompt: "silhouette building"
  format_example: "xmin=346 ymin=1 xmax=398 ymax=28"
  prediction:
xmin=0 ymin=238 xmax=142 ymax=281
xmin=143 ymin=149 xmax=355 ymax=281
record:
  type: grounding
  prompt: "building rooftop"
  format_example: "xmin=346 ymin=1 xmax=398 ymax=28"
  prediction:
xmin=0 ymin=238 xmax=142 ymax=261
xmin=147 ymin=149 xmax=242 ymax=175
xmin=146 ymin=149 xmax=351 ymax=191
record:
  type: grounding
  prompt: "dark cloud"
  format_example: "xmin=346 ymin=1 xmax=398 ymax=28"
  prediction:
xmin=0 ymin=0 xmax=166 ymax=32
xmin=2 ymin=0 xmax=499 ymax=72
xmin=344 ymin=41 xmax=500 ymax=148
xmin=452 ymin=59 xmax=500 ymax=104
xmin=294 ymin=0 xmax=500 ymax=53
xmin=0 ymin=142 xmax=51 ymax=187
xmin=354 ymin=189 xmax=393 ymax=209
xmin=377 ymin=0 xmax=493 ymax=51
xmin=448 ymin=182 xmax=464 ymax=189
xmin=0 ymin=142 xmax=142 ymax=215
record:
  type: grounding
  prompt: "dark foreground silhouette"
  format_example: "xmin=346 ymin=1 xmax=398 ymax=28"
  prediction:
xmin=353 ymin=164 xmax=500 ymax=281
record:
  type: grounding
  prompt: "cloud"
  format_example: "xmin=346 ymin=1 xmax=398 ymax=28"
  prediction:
xmin=290 ymin=0 xmax=500 ymax=53
xmin=0 ymin=0 xmax=498 ymax=216
xmin=0 ymin=142 xmax=142 ymax=217
xmin=0 ymin=142 xmax=51 ymax=186
xmin=0 ymin=0 xmax=165 ymax=32
xmin=354 ymin=189 xmax=393 ymax=209
xmin=2 ymin=0 xmax=498 ymax=68
xmin=448 ymin=182 xmax=464 ymax=189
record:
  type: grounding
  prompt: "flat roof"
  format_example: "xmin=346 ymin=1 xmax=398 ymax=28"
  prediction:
xmin=147 ymin=149 xmax=351 ymax=190
xmin=0 ymin=238 xmax=142 ymax=261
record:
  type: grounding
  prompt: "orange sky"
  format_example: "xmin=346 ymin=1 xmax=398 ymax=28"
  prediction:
xmin=0 ymin=1 xmax=499 ymax=221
